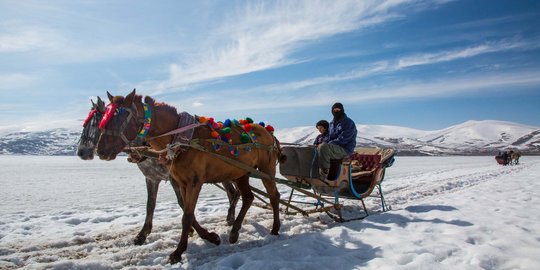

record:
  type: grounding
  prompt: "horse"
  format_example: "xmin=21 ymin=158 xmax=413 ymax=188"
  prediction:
xmin=96 ymin=89 xmax=281 ymax=264
xmin=77 ymin=97 xmax=105 ymax=160
xmin=510 ymin=151 xmax=521 ymax=165
xmin=77 ymin=97 xmax=239 ymax=245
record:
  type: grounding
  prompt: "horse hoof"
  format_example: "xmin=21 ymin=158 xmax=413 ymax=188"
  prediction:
xmin=209 ymin=232 xmax=221 ymax=245
xmin=229 ymin=231 xmax=239 ymax=244
xmin=168 ymin=252 xmax=182 ymax=265
xmin=133 ymin=234 xmax=146 ymax=245
xmin=270 ymin=230 xmax=279 ymax=236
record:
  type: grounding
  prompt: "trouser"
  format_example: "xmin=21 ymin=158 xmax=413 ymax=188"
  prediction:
xmin=317 ymin=143 xmax=349 ymax=169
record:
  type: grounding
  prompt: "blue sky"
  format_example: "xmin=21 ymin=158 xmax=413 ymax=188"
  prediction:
xmin=1 ymin=0 xmax=539 ymax=131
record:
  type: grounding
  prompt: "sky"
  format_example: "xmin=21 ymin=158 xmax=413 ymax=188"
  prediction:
xmin=0 ymin=0 xmax=539 ymax=131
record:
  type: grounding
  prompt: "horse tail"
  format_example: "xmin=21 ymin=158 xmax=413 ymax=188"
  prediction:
xmin=273 ymin=135 xmax=287 ymax=164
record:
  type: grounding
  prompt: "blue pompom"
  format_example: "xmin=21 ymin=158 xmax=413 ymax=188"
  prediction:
xmin=224 ymin=119 xmax=231 ymax=127
xmin=258 ymin=121 xmax=266 ymax=127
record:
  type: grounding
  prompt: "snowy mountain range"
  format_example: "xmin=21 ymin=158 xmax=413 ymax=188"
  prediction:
xmin=0 ymin=120 xmax=539 ymax=156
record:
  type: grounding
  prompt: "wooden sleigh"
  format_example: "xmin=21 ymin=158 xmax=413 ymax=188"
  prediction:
xmin=251 ymin=146 xmax=395 ymax=222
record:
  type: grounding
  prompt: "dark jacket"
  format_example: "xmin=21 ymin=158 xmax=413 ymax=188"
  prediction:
xmin=328 ymin=114 xmax=357 ymax=155
xmin=313 ymin=133 xmax=328 ymax=146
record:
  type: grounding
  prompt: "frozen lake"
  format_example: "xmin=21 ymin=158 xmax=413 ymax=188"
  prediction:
xmin=1 ymin=155 xmax=539 ymax=269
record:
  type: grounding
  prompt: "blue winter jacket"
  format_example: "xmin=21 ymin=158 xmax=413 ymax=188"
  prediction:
xmin=328 ymin=115 xmax=357 ymax=155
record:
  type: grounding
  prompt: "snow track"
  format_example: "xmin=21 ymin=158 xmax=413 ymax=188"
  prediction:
xmin=1 ymin=156 xmax=539 ymax=269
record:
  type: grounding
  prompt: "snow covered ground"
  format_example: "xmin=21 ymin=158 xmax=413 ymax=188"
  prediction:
xmin=1 ymin=155 xmax=539 ymax=269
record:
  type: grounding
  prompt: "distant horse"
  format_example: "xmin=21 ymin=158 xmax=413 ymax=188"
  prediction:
xmin=96 ymin=89 xmax=281 ymax=264
xmin=77 ymin=97 xmax=239 ymax=245
xmin=510 ymin=151 xmax=521 ymax=165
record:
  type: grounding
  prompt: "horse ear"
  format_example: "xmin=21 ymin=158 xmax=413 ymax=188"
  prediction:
xmin=97 ymin=96 xmax=106 ymax=111
xmin=107 ymin=91 xmax=114 ymax=102
xmin=125 ymin=88 xmax=136 ymax=106
xmin=144 ymin=96 xmax=155 ymax=106
xmin=91 ymin=98 xmax=96 ymax=108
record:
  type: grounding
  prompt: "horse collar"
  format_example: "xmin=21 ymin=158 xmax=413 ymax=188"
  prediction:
xmin=138 ymin=103 xmax=152 ymax=138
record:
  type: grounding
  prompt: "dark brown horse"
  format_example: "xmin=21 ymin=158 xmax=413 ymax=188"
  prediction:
xmin=77 ymin=97 xmax=106 ymax=160
xmin=77 ymin=97 xmax=239 ymax=245
xmin=96 ymin=89 xmax=281 ymax=264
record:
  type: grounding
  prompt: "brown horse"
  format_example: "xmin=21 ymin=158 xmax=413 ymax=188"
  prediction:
xmin=96 ymin=89 xmax=281 ymax=264
xmin=510 ymin=150 xmax=521 ymax=165
xmin=77 ymin=98 xmax=239 ymax=245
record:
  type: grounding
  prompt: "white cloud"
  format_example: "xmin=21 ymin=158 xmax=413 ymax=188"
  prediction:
xmin=0 ymin=73 xmax=38 ymax=90
xmin=0 ymin=23 xmax=62 ymax=53
xmin=167 ymin=69 xmax=540 ymax=114
xmin=151 ymin=0 xmax=425 ymax=94
xmin=192 ymin=101 xmax=204 ymax=107
xmin=395 ymin=41 xmax=534 ymax=69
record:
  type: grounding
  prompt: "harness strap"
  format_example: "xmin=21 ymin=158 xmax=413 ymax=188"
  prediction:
xmin=193 ymin=138 xmax=278 ymax=152
xmin=148 ymin=123 xmax=203 ymax=140
xmin=187 ymin=140 xmax=275 ymax=181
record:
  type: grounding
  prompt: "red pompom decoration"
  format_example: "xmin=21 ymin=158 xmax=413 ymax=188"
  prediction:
xmin=223 ymin=133 xmax=232 ymax=140
xmin=265 ymin=125 xmax=274 ymax=133
xmin=243 ymin=123 xmax=252 ymax=132
xmin=211 ymin=131 xmax=219 ymax=138
xmin=198 ymin=116 xmax=208 ymax=123
xmin=212 ymin=122 xmax=219 ymax=129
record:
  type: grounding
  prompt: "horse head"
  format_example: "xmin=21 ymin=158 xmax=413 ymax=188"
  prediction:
xmin=77 ymin=96 xmax=106 ymax=160
xmin=96 ymin=89 xmax=146 ymax=160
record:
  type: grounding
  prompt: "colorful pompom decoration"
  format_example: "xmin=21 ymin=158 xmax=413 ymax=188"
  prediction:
xmin=220 ymin=127 xmax=231 ymax=134
xmin=246 ymin=117 xmax=254 ymax=124
xmin=265 ymin=125 xmax=274 ymax=133
xmin=218 ymin=122 xmax=224 ymax=129
xmin=233 ymin=119 xmax=240 ymax=126
xmin=211 ymin=131 xmax=220 ymax=138
xmin=240 ymin=133 xmax=250 ymax=143
xmin=258 ymin=121 xmax=266 ymax=127
xmin=223 ymin=119 xmax=231 ymax=127
xmin=243 ymin=123 xmax=252 ymax=132
xmin=198 ymin=116 xmax=208 ymax=123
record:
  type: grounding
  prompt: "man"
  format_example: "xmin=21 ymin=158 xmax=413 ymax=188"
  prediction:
xmin=317 ymin=102 xmax=357 ymax=180
xmin=313 ymin=120 xmax=329 ymax=146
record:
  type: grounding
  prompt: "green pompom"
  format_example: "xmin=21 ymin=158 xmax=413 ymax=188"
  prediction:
xmin=246 ymin=117 xmax=254 ymax=124
xmin=220 ymin=127 xmax=231 ymax=134
xmin=240 ymin=133 xmax=250 ymax=143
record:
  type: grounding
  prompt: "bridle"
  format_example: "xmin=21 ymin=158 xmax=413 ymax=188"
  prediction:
xmin=99 ymin=101 xmax=152 ymax=145
xmin=79 ymin=108 xmax=103 ymax=147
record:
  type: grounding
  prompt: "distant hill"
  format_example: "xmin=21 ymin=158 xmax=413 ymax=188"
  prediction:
xmin=274 ymin=120 xmax=540 ymax=156
xmin=0 ymin=120 xmax=538 ymax=156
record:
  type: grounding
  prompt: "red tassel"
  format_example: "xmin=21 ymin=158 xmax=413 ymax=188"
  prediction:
xmin=83 ymin=109 xmax=97 ymax=127
xmin=99 ymin=104 xmax=118 ymax=129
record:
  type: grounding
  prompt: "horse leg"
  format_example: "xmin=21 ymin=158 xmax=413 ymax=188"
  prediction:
xmin=258 ymin=164 xmax=281 ymax=235
xmin=170 ymin=179 xmax=198 ymax=236
xmin=168 ymin=180 xmax=220 ymax=264
xmin=224 ymin=181 xmax=240 ymax=226
xmin=171 ymin=179 xmax=220 ymax=243
xmin=134 ymin=178 xmax=160 ymax=245
xmin=229 ymin=175 xmax=254 ymax=244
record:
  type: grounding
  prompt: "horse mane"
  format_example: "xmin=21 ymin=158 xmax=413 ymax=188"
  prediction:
xmin=144 ymin=95 xmax=177 ymax=115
